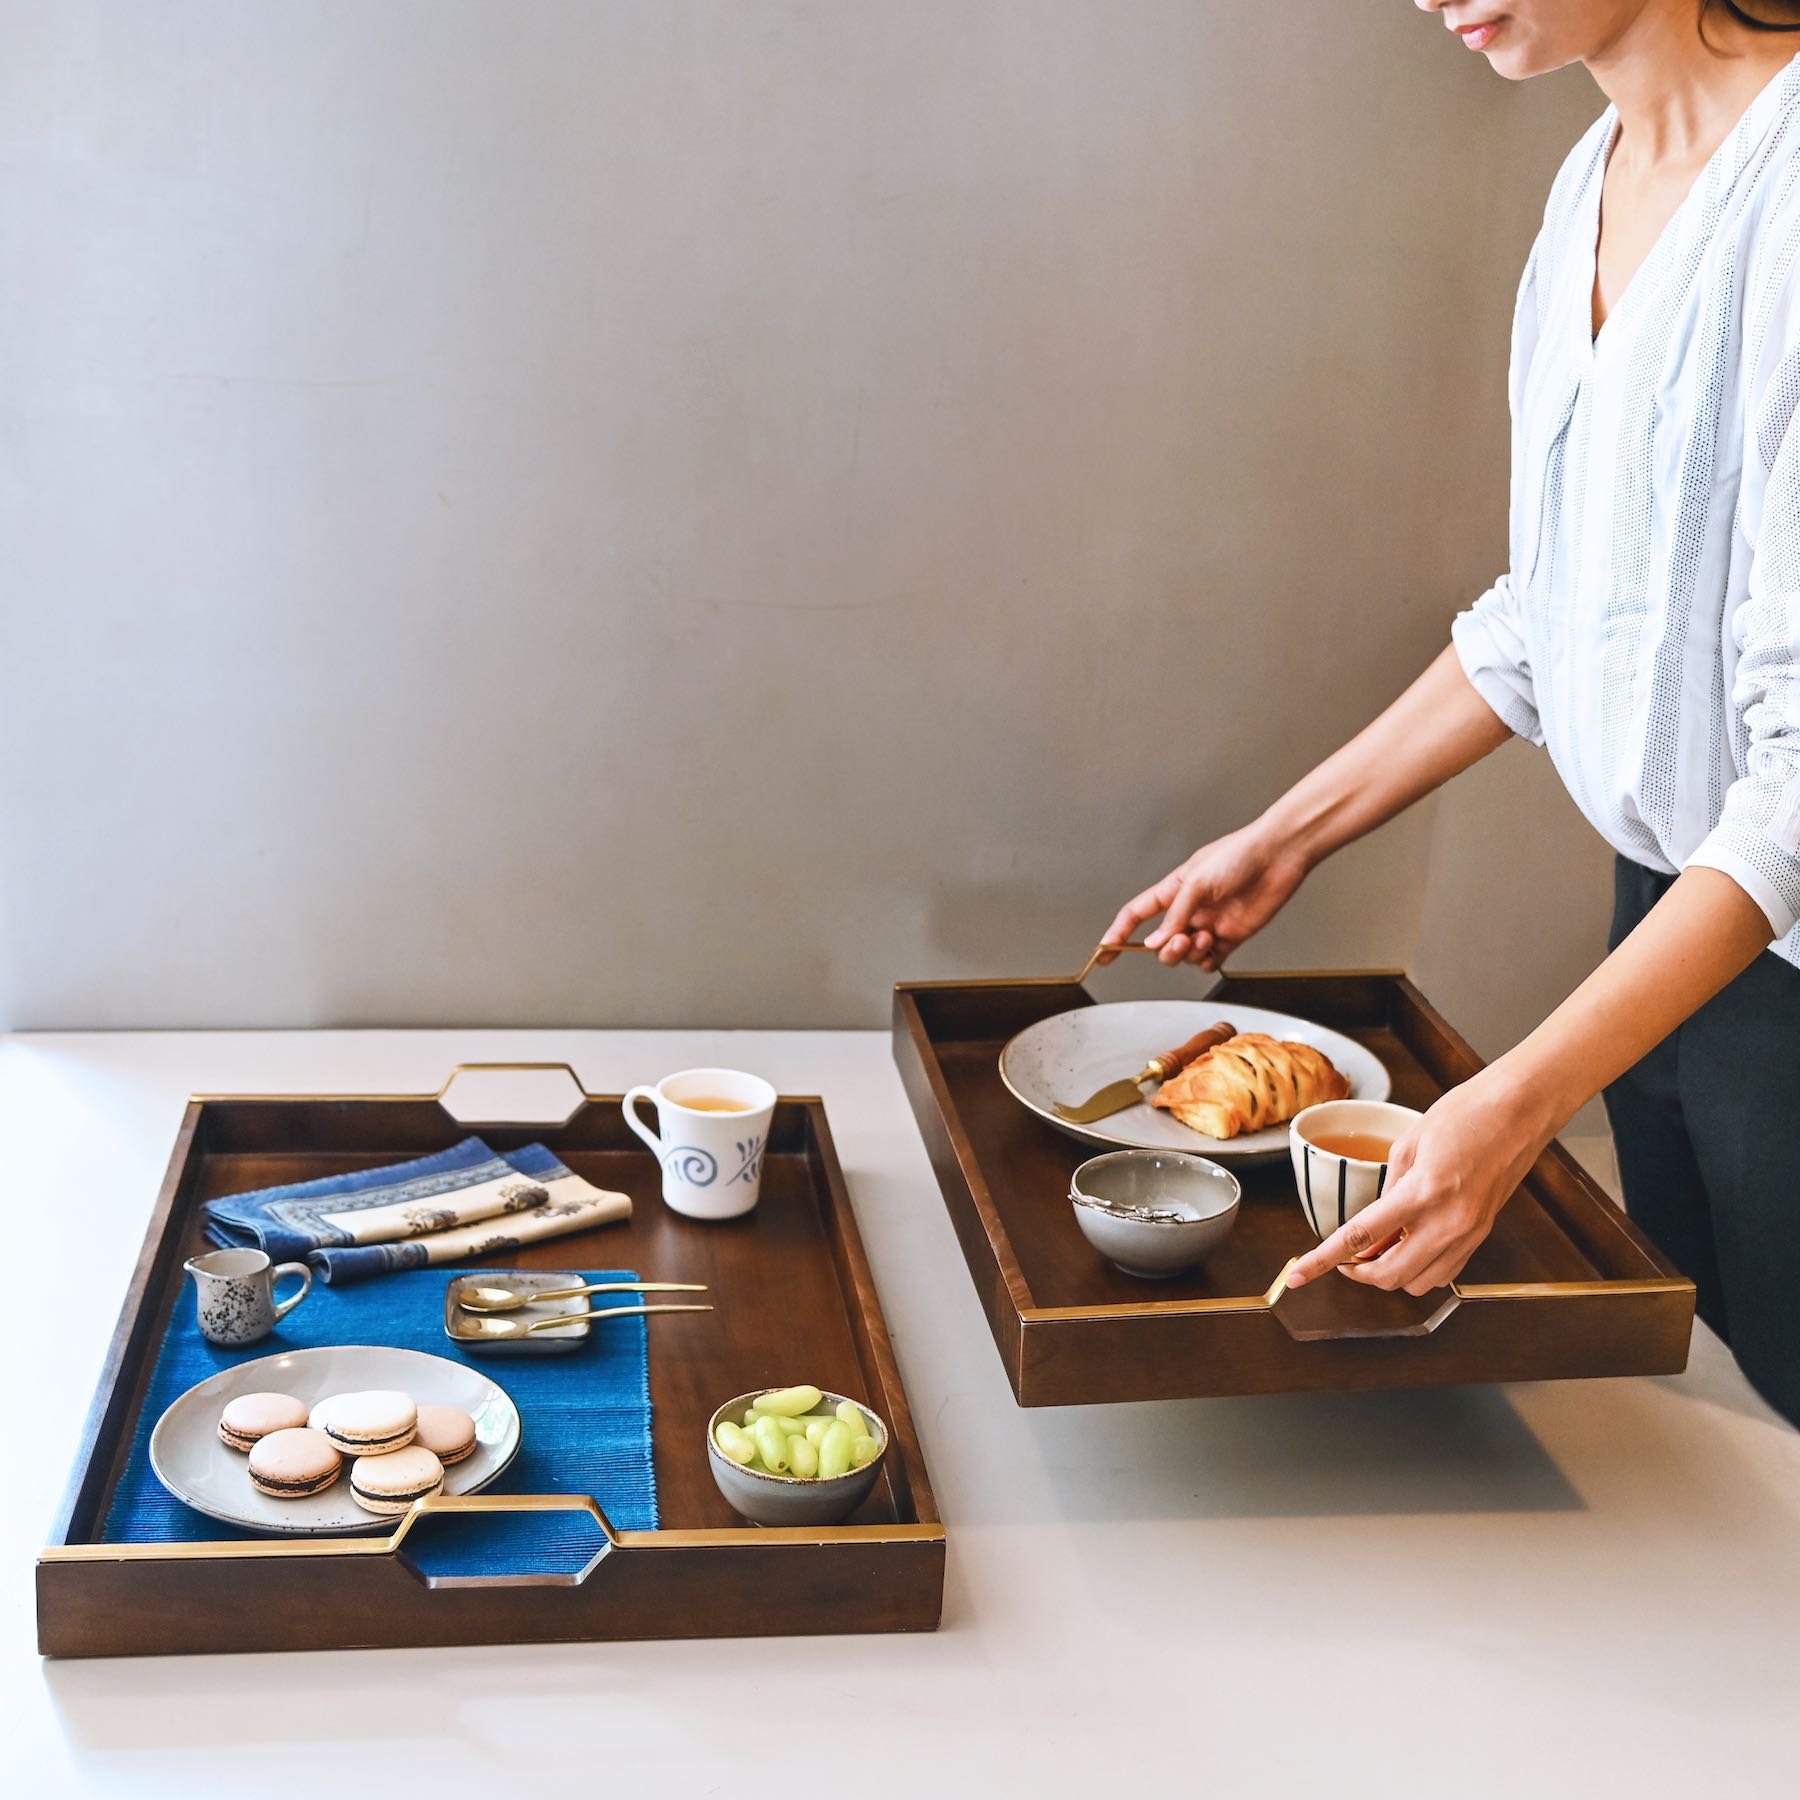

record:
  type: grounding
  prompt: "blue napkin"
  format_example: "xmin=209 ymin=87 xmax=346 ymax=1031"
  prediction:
xmin=202 ymin=1139 xmax=631 ymax=1285
xmin=202 ymin=1137 xmax=544 ymax=1261
xmin=101 ymin=1268 xmax=658 ymax=1576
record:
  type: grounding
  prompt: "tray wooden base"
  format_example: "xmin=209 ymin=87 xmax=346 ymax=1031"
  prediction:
xmin=893 ymin=972 xmax=1693 ymax=1407
xmin=41 ymin=1077 xmax=943 ymax=1657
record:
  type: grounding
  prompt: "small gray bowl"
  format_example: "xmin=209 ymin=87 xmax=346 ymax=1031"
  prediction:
xmin=706 ymin=1389 xmax=888 ymax=1527
xmin=1070 ymin=1150 xmax=1241 ymax=1278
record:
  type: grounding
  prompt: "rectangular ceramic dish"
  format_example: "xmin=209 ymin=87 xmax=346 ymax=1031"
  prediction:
xmin=442 ymin=1268 xmax=593 ymax=1353
xmin=892 ymin=971 xmax=1695 ymax=1406
xmin=39 ymin=1068 xmax=943 ymax=1657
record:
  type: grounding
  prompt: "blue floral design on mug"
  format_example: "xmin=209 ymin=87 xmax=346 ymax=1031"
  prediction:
xmin=663 ymin=1145 xmax=719 ymax=1187
xmin=729 ymin=1135 xmax=765 ymax=1186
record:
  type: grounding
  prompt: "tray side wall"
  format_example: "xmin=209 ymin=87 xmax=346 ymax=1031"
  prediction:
xmin=1016 ymin=1290 xmax=1693 ymax=1406
xmin=892 ymin=987 xmax=1029 ymax=1401
xmin=36 ymin=1538 xmax=944 ymax=1657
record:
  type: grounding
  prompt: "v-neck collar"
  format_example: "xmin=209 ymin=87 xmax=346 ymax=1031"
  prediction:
xmin=1580 ymin=52 xmax=1800 ymax=362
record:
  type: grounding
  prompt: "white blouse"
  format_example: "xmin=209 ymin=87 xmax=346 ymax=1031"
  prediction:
xmin=1453 ymin=54 xmax=1800 ymax=965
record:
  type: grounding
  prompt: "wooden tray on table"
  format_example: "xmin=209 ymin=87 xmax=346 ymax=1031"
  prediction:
xmin=893 ymin=972 xmax=1695 ymax=1407
xmin=38 ymin=1066 xmax=943 ymax=1657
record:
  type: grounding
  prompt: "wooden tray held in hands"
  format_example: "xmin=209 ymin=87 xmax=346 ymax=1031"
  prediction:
xmin=893 ymin=972 xmax=1694 ymax=1407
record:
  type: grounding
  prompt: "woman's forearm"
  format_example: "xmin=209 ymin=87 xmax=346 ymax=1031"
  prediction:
xmin=1257 ymin=645 xmax=1512 ymax=867
xmin=1492 ymin=865 xmax=1776 ymax=1135
xmin=1289 ymin=865 xmax=1777 ymax=1294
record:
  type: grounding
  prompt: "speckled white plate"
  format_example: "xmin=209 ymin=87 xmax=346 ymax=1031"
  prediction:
xmin=149 ymin=1344 xmax=521 ymax=1535
xmin=1000 ymin=1000 xmax=1390 ymax=1160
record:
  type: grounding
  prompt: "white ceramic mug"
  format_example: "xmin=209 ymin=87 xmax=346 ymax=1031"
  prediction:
xmin=1288 ymin=1100 xmax=1424 ymax=1240
xmin=623 ymin=1067 xmax=778 ymax=1220
xmin=183 ymin=1247 xmax=312 ymax=1346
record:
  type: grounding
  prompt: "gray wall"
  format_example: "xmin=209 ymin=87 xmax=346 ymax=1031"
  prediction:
xmin=2 ymin=3 xmax=1603 ymax=1031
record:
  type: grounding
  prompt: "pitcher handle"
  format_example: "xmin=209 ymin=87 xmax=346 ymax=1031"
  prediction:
xmin=622 ymin=1086 xmax=664 ymax=1160
xmin=271 ymin=1261 xmax=312 ymax=1320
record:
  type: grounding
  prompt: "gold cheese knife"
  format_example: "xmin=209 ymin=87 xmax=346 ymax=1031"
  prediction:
xmin=1053 ymin=1021 xmax=1238 ymax=1124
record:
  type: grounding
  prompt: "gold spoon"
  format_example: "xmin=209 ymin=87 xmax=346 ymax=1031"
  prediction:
xmin=458 ymin=1279 xmax=708 ymax=1314
xmin=452 ymin=1302 xmax=714 ymax=1341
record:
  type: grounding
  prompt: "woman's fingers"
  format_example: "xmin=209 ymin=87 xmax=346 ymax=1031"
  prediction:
xmin=1287 ymin=1195 xmax=1411 ymax=1286
xmin=1400 ymin=1243 xmax=1474 ymax=1297
xmin=1098 ymin=882 xmax=1174 ymax=964
xmin=1339 ymin=1234 xmax=1443 ymax=1291
xmin=1149 ymin=875 xmax=1213 ymax=960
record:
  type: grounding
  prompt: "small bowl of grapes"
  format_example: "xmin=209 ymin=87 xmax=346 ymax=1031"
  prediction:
xmin=707 ymin=1384 xmax=889 ymax=1526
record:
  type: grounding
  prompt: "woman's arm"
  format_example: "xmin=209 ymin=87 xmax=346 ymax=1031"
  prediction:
xmin=1105 ymin=646 xmax=1514 ymax=967
xmin=1289 ymin=865 xmax=1776 ymax=1293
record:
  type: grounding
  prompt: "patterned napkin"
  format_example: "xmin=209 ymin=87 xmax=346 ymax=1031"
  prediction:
xmin=202 ymin=1138 xmax=630 ymax=1284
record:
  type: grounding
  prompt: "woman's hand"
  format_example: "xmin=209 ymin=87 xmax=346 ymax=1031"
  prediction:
xmin=1099 ymin=822 xmax=1311 ymax=969
xmin=1286 ymin=1065 xmax=1557 ymax=1295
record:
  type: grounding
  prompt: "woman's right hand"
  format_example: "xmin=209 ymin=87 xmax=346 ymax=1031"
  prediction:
xmin=1099 ymin=822 xmax=1311 ymax=970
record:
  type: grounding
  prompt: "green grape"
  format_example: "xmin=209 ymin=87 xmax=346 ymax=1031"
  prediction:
xmin=746 ymin=1411 xmax=811 ymax=1437
xmin=713 ymin=1420 xmax=756 ymax=1465
xmin=787 ymin=1433 xmax=820 ymax=1479
xmin=751 ymin=1415 xmax=790 ymax=1473
xmin=819 ymin=1420 xmax=853 ymax=1480
xmin=803 ymin=1418 xmax=832 ymax=1447
xmin=756 ymin=1385 xmax=824 ymax=1417
xmin=835 ymin=1400 xmax=871 ymax=1440
xmin=850 ymin=1435 xmax=879 ymax=1468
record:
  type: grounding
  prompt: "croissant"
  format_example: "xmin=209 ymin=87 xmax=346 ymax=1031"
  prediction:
xmin=1151 ymin=1032 xmax=1350 ymax=1139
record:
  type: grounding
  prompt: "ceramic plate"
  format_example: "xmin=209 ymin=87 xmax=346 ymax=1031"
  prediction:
xmin=149 ymin=1343 xmax=521 ymax=1535
xmin=1000 ymin=999 xmax=1391 ymax=1160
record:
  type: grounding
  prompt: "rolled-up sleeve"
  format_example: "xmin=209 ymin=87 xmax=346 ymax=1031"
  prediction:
xmin=1451 ymin=572 xmax=1545 ymax=747
xmin=1685 ymin=339 xmax=1800 ymax=941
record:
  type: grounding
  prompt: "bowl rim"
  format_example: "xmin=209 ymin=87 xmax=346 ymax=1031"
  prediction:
xmin=705 ymin=1388 xmax=889 ymax=1487
xmin=1068 ymin=1148 xmax=1242 ymax=1225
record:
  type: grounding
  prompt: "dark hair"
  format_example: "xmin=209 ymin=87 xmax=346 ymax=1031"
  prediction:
xmin=1706 ymin=1 xmax=1800 ymax=30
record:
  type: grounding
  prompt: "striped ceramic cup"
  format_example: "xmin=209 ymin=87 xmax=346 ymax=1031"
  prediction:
xmin=1288 ymin=1100 xmax=1423 ymax=1240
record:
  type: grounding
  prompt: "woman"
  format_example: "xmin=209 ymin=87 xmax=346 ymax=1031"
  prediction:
xmin=1101 ymin=0 xmax=1800 ymax=1427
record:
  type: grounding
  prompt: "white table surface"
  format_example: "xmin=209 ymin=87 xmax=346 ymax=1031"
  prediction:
xmin=5 ymin=1029 xmax=1798 ymax=1799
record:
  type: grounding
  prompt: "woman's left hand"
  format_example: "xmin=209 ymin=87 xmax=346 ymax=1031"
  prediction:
xmin=1286 ymin=1064 xmax=1558 ymax=1296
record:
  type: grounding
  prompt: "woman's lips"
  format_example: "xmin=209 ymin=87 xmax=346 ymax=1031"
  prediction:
xmin=1458 ymin=19 xmax=1503 ymax=51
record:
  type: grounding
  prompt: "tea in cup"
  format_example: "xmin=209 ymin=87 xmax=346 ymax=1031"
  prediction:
xmin=623 ymin=1067 xmax=777 ymax=1220
xmin=1288 ymin=1100 xmax=1423 ymax=1239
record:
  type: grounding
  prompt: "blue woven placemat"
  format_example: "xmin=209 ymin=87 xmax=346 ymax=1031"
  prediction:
xmin=101 ymin=1269 xmax=657 ymax=1575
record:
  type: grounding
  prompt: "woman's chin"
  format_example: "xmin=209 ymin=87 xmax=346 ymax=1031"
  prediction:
xmin=1481 ymin=39 xmax=1572 ymax=83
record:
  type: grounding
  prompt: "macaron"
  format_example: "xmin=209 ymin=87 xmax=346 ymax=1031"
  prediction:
xmin=247 ymin=1427 xmax=342 ymax=1500
xmin=349 ymin=1445 xmax=445 ymax=1516
xmin=218 ymin=1391 xmax=309 ymax=1453
xmin=412 ymin=1404 xmax=477 ymax=1467
xmin=309 ymin=1390 xmax=418 ymax=1459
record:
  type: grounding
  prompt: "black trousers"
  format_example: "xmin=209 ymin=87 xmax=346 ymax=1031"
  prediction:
xmin=1603 ymin=856 xmax=1800 ymax=1427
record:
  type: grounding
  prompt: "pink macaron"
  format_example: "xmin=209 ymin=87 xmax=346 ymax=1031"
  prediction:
xmin=218 ymin=1391 xmax=309 ymax=1453
xmin=412 ymin=1404 xmax=478 ymax=1467
xmin=247 ymin=1427 xmax=342 ymax=1500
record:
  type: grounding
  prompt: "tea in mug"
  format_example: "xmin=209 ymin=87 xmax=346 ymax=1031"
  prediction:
xmin=1307 ymin=1131 xmax=1394 ymax=1163
xmin=679 ymin=1096 xmax=753 ymax=1113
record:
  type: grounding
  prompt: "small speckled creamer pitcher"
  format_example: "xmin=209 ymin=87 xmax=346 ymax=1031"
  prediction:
xmin=183 ymin=1247 xmax=312 ymax=1346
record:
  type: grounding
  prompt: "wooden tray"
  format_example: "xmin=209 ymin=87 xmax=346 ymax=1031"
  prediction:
xmin=893 ymin=972 xmax=1694 ymax=1407
xmin=39 ymin=1067 xmax=943 ymax=1657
